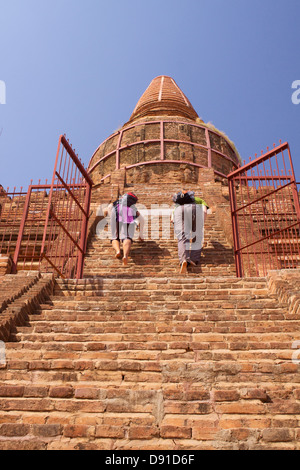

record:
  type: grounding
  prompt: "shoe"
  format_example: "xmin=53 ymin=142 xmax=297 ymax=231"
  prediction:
xmin=123 ymin=257 xmax=128 ymax=266
xmin=180 ymin=260 xmax=188 ymax=274
xmin=115 ymin=252 xmax=121 ymax=259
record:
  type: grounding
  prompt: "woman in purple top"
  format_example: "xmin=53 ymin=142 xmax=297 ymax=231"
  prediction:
xmin=110 ymin=193 xmax=143 ymax=266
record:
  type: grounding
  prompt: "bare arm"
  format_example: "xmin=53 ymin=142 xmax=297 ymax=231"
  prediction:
xmin=136 ymin=211 xmax=145 ymax=241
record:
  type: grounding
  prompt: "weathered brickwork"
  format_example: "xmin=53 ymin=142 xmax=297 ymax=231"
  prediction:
xmin=88 ymin=77 xmax=240 ymax=185
xmin=0 ymin=272 xmax=54 ymax=342
xmin=0 ymin=256 xmax=12 ymax=276
xmin=0 ymin=273 xmax=299 ymax=450
xmin=89 ymin=118 xmax=239 ymax=185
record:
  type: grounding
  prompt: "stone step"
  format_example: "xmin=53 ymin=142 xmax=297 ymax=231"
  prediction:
xmin=1 ymin=361 xmax=299 ymax=388
xmin=25 ymin=312 xmax=296 ymax=325
xmin=4 ymin=329 xmax=300 ymax=348
xmin=55 ymin=276 xmax=267 ymax=286
xmin=26 ymin=316 xmax=300 ymax=331
xmin=0 ymin=387 xmax=298 ymax=450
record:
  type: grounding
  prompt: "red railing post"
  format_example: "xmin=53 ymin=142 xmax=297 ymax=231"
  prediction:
xmin=287 ymin=144 xmax=300 ymax=221
xmin=12 ymin=186 xmax=32 ymax=274
xmin=229 ymin=178 xmax=243 ymax=277
xmin=41 ymin=135 xmax=63 ymax=257
xmin=76 ymin=182 xmax=92 ymax=279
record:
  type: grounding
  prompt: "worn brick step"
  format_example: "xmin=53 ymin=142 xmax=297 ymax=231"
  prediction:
xmin=84 ymin=258 xmax=234 ymax=266
xmin=46 ymin=286 xmax=275 ymax=297
xmin=86 ymin=246 xmax=232 ymax=252
xmin=7 ymin=343 xmax=299 ymax=359
xmin=25 ymin=317 xmax=300 ymax=334
xmin=82 ymin=273 xmax=238 ymax=280
xmin=32 ymin=304 xmax=290 ymax=319
xmin=0 ymin=362 xmax=299 ymax=387
xmin=29 ymin=313 xmax=295 ymax=324
xmin=87 ymin=235 xmax=231 ymax=245
xmin=52 ymin=287 xmax=269 ymax=296
xmin=86 ymin=243 xmax=234 ymax=258
xmin=85 ymin=257 xmax=232 ymax=263
xmin=0 ymin=382 xmax=298 ymax=400
xmin=52 ymin=296 xmax=276 ymax=305
xmin=0 ymin=372 xmax=299 ymax=391
xmin=84 ymin=267 xmax=235 ymax=277
xmin=83 ymin=267 xmax=236 ymax=275
xmin=0 ymin=370 xmax=299 ymax=392
xmin=86 ymin=250 xmax=232 ymax=258
xmin=54 ymin=278 xmax=268 ymax=291
xmin=84 ymin=254 xmax=234 ymax=263
xmin=4 ymin=349 xmax=299 ymax=368
xmin=86 ymin=246 xmax=232 ymax=255
xmin=54 ymin=281 xmax=274 ymax=291
xmin=57 ymin=276 xmax=266 ymax=284
xmin=36 ymin=296 xmax=284 ymax=306
xmin=29 ymin=307 xmax=288 ymax=322
xmin=54 ymin=277 xmax=267 ymax=286
xmin=8 ymin=330 xmax=300 ymax=346
xmin=93 ymin=231 xmax=227 ymax=240
xmin=47 ymin=290 xmax=272 ymax=301
xmin=10 ymin=322 xmax=298 ymax=339
xmin=38 ymin=295 xmax=288 ymax=307
xmin=83 ymin=268 xmax=236 ymax=275
xmin=7 ymin=331 xmax=300 ymax=349
xmin=17 ymin=320 xmax=300 ymax=339
xmin=83 ymin=264 xmax=236 ymax=273
xmin=27 ymin=314 xmax=297 ymax=328
xmin=50 ymin=293 xmax=272 ymax=302
xmin=0 ymin=410 xmax=298 ymax=450
xmin=38 ymin=299 xmax=285 ymax=313
xmin=0 ymin=424 xmax=297 ymax=451
xmin=43 ymin=298 xmax=279 ymax=308
xmin=89 ymin=231 xmax=227 ymax=239
xmin=1 ymin=355 xmax=300 ymax=376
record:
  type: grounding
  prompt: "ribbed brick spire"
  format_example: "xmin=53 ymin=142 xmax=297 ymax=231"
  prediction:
xmin=129 ymin=76 xmax=199 ymax=122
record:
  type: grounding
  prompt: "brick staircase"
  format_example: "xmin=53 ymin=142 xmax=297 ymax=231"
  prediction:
xmin=85 ymin=183 xmax=236 ymax=278
xmin=0 ymin=275 xmax=300 ymax=450
xmin=0 ymin=183 xmax=299 ymax=450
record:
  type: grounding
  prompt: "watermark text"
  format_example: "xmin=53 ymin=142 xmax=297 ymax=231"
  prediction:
xmin=291 ymin=80 xmax=300 ymax=105
xmin=292 ymin=341 xmax=300 ymax=365
xmin=0 ymin=81 xmax=6 ymax=105
xmin=0 ymin=341 xmax=6 ymax=366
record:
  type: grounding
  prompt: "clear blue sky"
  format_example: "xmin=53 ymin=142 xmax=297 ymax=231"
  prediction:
xmin=0 ymin=0 xmax=300 ymax=190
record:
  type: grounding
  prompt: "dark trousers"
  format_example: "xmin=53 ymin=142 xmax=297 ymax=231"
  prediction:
xmin=174 ymin=204 xmax=204 ymax=265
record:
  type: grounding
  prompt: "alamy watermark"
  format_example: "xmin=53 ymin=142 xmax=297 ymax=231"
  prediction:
xmin=0 ymin=341 xmax=6 ymax=366
xmin=291 ymin=80 xmax=300 ymax=105
xmin=96 ymin=203 xmax=206 ymax=249
xmin=0 ymin=80 xmax=6 ymax=105
xmin=292 ymin=341 xmax=300 ymax=365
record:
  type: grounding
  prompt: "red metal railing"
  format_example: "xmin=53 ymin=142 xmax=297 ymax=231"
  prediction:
xmin=40 ymin=135 xmax=93 ymax=279
xmin=0 ymin=136 xmax=93 ymax=279
xmin=228 ymin=142 xmax=300 ymax=277
xmin=0 ymin=186 xmax=29 ymax=268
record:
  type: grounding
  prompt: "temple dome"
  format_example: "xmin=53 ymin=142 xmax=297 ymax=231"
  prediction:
xmin=129 ymin=76 xmax=199 ymax=122
xmin=88 ymin=75 xmax=240 ymax=184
